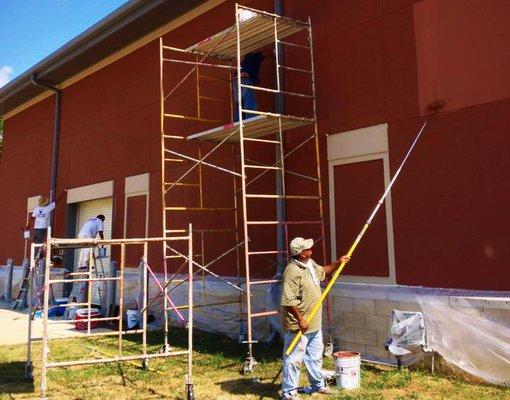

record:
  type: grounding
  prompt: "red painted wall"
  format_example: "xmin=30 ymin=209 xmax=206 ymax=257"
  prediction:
xmin=1 ymin=0 xmax=509 ymax=290
xmin=333 ymin=160 xmax=390 ymax=277
xmin=413 ymin=0 xmax=510 ymax=114
xmin=389 ymin=99 xmax=510 ymax=290
xmin=0 ymin=99 xmax=55 ymax=263
xmin=125 ymin=195 xmax=147 ymax=267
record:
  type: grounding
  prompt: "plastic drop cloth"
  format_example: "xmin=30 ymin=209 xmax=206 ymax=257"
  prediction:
xmin=157 ymin=276 xmax=272 ymax=342
xmin=385 ymin=310 xmax=428 ymax=366
xmin=418 ymin=296 xmax=510 ymax=386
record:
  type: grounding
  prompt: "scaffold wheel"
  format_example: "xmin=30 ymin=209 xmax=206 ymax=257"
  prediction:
xmin=186 ymin=383 xmax=195 ymax=400
xmin=242 ymin=356 xmax=258 ymax=374
xmin=24 ymin=361 xmax=34 ymax=383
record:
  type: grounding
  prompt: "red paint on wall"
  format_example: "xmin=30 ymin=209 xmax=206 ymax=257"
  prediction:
xmin=0 ymin=0 xmax=509 ymax=291
xmin=414 ymin=0 xmax=510 ymax=114
xmin=389 ymin=99 xmax=510 ymax=290
xmin=125 ymin=195 xmax=147 ymax=267
xmin=333 ymin=160 xmax=390 ymax=277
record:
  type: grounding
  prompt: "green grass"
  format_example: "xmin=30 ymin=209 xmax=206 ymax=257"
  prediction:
xmin=1 ymin=328 xmax=509 ymax=399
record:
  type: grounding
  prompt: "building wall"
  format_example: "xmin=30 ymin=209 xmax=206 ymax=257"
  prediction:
xmin=0 ymin=0 xmax=509 ymax=290
xmin=285 ymin=0 xmax=510 ymax=290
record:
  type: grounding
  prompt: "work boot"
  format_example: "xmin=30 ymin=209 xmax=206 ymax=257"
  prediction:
xmin=281 ymin=394 xmax=301 ymax=400
xmin=280 ymin=389 xmax=302 ymax=400
xmin=310 ymin=386 xmax=331 ymax=396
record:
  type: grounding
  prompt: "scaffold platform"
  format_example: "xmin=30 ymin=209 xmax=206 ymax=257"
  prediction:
xmin=186 ymin=7 xmax=308 ymax=60
xmin=187 ymin=114 xmax=313 ymax=142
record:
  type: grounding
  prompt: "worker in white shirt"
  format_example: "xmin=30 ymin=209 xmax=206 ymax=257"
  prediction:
xmin=32 ymin=197 xmax=55 ymax=243
xmin=29 ymin=192 xmax=64 ymax=243
xmin=77 ymin=215 xmax=105 ymax=270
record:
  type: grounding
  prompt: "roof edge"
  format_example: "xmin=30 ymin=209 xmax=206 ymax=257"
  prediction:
xmin=1 ymin=0 xmax=225 ymax=119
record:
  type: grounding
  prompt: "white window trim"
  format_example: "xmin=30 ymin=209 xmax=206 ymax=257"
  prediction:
xmin=327 ymin=123 xmax=396 ymax=285
xmin=67 ymin=180 xmax=114 ymax=204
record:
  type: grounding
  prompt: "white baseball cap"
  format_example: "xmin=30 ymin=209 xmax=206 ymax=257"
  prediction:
xmin=290 ymin=237 xmax=314 ymax=256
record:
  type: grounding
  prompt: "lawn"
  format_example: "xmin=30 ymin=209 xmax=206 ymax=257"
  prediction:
xmin=1 ymin=328 xmax=509 ymax=399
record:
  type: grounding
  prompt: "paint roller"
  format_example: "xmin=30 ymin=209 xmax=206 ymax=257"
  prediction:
xmin=285 ymin=100 xmax=446 ymax=356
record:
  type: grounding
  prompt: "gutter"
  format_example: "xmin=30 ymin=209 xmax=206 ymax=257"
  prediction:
xmin=275 ymin=0 xmax=286 ymax=273
xmin=30 ymin=73 xmax=61 ymax=227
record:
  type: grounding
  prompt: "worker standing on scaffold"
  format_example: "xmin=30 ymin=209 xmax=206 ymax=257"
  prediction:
xmin=29 ymin=191 xmax=65 ymax=244
xmin=233 ymin=51 xmax=271 ymax=122
xmin=280 ymin=237 xmax=350 ymax=399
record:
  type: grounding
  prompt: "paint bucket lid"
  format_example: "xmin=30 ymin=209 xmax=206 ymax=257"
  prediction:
xmin=333 ymin=351 xmax=361 ymax=359
xmin=76 ymin=308 xmax=100 ymax=316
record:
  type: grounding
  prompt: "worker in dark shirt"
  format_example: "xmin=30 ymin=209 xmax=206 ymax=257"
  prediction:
xmin=242 ymin=52 xmax=266 ymax=84
xmin=233 ymin=51 xmax=270 ymax=122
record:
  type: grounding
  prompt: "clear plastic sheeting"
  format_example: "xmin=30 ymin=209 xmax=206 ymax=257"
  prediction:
xmin=266 ymin=280 xmax=282 ymax=336
xmin=418 ymin=296 xmax=510 ymax=386
xmin=160 ymin=276 xmax=271 ymax=342
xmin=385 ymin=310 xmax=428 ymax=366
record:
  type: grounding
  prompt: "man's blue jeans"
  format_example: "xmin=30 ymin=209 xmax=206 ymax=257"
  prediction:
xmin=233 ymin=76 xmax=258 ymax=122
xmin=281 ymin=329 xmax=325 ymax=398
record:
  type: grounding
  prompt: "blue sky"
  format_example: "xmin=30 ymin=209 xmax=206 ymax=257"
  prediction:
xmin=0 ymin=0 xmax=129 ymax=87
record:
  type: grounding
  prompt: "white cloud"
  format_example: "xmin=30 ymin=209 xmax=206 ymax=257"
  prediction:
xmin=0 ymin=66 xmax=14 ymax=88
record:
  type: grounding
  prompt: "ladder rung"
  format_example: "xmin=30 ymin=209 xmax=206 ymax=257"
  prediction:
xmin=166 ymin=255 xmax=183 ymax=259
xmin=249 ymin=279 xmax=280 ymax=285
xmin=251 ymin=310 xmax=279 ymax=318
xmin=247 ymin=220 xmax=323 ymax=225
xmin=199 ymin=95 xmax=222 ymax=102
xmin=165 ymin=158 xmax=191 ymax=163
xmin=163 ymin=134 xmax=185 ymax=140
xmin=244 ymin=165 xmax=281 ymax=170
xmin=164 ymin=113 xmax=223 ymax=124
xmin=164 ymin=182 xmax=199 ymax=187
xmin=245 ymin=194 xmax=320 ymax=199
xmin=279 ymin=65 xmax=313 ymax=74
xmin=243 ymin=138 xmax=281 ymax=144
xmin=277 ymin=39 xmax=311 ymax=50
xmin=239 ymin=84 xmax=314 ymax=99
xmin=248 ymin=250 xmax=286 ymax=255
xmin=165 ymin=207 xmax=234 ymax=211
xmin=198 ymin=74 xmax=228 ymax=82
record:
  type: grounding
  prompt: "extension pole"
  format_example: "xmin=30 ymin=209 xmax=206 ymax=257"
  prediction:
xmin=285 ymin=118 xmax=430 ymax=355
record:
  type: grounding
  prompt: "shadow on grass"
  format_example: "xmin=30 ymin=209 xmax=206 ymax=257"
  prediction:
xmin=219 ymin=377 xmax=280 ymax=398
xmin=121 ymin=327 xmax=282 ymax=364
xmin=0 ymin=361 xmax=34 ymax=395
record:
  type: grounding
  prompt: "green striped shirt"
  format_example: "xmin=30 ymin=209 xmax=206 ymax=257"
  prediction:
xmin=280 ymin=258 xmax=325 ymax=333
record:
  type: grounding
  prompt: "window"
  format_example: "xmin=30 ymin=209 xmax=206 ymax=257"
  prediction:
xmin=327 ymin=123 xmax=396 ymax=284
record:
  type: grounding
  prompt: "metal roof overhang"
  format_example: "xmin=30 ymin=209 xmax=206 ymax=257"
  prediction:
xmin=0 ymin=0 xmax=208 ymax=118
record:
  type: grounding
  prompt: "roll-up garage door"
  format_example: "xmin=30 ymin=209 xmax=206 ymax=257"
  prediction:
xmin=74 ymin=197 xmax=113 ymax=306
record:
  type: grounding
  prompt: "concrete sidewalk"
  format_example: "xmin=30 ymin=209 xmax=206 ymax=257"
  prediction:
xmin=0 ymin=302 xmax=113 ymax=346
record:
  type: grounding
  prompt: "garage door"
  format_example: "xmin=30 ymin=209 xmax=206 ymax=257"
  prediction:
xmin=75 ymin=197 xmax=113 ymax=306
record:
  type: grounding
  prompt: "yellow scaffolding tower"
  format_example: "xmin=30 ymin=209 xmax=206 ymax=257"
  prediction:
xmin=160 ymin=4 xmax=330 ymax=373
xmin=26 ymin=226 xmax=195 ymax=399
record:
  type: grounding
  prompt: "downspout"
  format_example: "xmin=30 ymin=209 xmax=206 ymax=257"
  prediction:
xmin=31 ymin=73 xmax=61 ymax=228
xmin=275 ymin=0 xmax=285 ymax=274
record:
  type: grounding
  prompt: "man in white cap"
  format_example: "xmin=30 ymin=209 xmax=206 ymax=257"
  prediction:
xmin=29 ymin=191 xmax=65 ymax=243
xmin=280 ymin=237 xmax=350 ymax=399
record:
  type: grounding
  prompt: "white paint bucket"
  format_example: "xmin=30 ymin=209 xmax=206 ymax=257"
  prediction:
xmin=333 ymin=351 xmax=361 ymax=390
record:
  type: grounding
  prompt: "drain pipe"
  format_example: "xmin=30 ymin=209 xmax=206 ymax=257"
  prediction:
xmin=31 ymin=73 xmax=61 ymax=227
xmin=275 ymin=0 xmax=286 ymax=274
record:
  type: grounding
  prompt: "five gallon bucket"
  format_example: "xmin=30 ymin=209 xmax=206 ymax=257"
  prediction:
xmin=75 ymin=308 xmax=101 ymax=330
xmin=333 ymin=351 xmax=361 ymax=390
